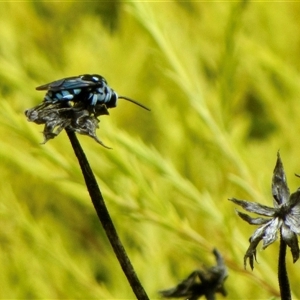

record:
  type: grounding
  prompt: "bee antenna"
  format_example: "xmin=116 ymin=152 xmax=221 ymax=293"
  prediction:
xmin=118 ymin=96 xmax=150 ymax=111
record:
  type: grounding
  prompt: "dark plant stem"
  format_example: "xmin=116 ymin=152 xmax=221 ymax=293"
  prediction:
xmin=278 ymin=233 xmax=292 ymax=300
xmin=66 ymin=129 xmax=149 ymax=300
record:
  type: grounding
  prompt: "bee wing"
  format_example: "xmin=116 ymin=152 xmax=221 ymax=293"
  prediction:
xmin=36 ymin=74 xmax=104 ymax=92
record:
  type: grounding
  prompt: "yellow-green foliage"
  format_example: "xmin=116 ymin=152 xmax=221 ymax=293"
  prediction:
xmin=1 ymin=1 xmax=300 ymax=299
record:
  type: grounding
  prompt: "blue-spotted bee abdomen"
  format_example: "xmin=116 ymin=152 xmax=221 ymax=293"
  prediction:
xmin=36 ymin=74 xmax=119 ymax=108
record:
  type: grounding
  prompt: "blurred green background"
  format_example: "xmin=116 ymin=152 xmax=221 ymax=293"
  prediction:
xmin=0 ymin=1 xmax=300 ymax=299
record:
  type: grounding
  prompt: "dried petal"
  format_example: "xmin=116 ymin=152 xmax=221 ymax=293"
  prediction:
xmin=283 ymin=189 xmax=300 ymax=234
xmin=69 ymin=110 xmax=110 ymax=148
xmin=213 ymin=248 xmax=225 ymax=269
xmin=285 ymin=213 xmax=300 ymax=235
xmin=243 ymin=221 xmax=278 ymax=269
xmin=244 ymin=235 xmax=261 ymax=270
xmin=250 ymin=222 xmax=271 ymax=242
xmin=288 ymin=188 xmax=300 ymax=208
xmin=25 ymin=101 xmax=110 ymax=146
xmin=262 ymin=217 xmax=282 ymax=248
xmin=229 ymin=198 xmax=275 ymax=217
xmin=236 ymin=210 xmax=270 ymax=225
xmin=272 ymin=151 xmax=290 ymax=206
xmin=281 ymin=224 xmax=300 ymax=263
xmin=206 ymin=249 xmax=228 ymax=291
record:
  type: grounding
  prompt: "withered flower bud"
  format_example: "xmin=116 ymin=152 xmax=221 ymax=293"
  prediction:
xmin=160 ymin=249 xmax=228 ymax=300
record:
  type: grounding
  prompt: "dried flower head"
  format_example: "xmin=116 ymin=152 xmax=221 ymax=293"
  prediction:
xmin=160 ymin=249 xmax=228 ymax=300
xmin=25 ymin=101 xmax=110 ymax=147
xmin=27 ymin=74 xmax=149 ymax=147
xmin=229 ymin=152 xmax=300 ymax=269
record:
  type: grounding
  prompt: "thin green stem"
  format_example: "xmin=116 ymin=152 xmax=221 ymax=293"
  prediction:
xmin=66 ymin=129 xmax=149 ymax=300
xmin=278 ymin=233 xmax=292 ymax=300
